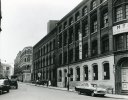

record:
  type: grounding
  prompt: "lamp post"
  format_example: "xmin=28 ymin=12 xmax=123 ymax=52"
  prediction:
xmin=67 ymin=33 xmax=70 ymax=91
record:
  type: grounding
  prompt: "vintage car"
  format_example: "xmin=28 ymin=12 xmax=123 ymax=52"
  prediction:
xmin=75 ymin=82 xmax=106 ymax=97
xmin=0 ymin=79 xmax=10 ymax=94
xmin=10 ymin=78 xmax=18 ymax=89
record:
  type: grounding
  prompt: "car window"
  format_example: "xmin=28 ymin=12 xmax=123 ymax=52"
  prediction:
xmin=4 ymin=80 xmax=10 ymax=85
xmin=0 ymin=80 xmax=4 ymax=85
xmin=81 ymin=83 xmax=89 ymax=87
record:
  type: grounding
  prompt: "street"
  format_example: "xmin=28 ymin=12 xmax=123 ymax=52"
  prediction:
xmin=0 ymin=82 xmax=125 ymax=100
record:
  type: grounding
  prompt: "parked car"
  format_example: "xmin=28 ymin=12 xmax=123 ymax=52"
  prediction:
xmin=10 ymin=78 xmax=18 ymax=89
xmin=0 ymin=79 xmax=10 ymax=94
xmin=75 ymin=82 xmax=106 ymax=97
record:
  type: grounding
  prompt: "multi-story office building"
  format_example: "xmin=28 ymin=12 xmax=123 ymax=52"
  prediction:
xmin=33 ymin=0 xmax=128 ymax=94
xmin=14 ymin=46 xmax=33 ymax=82
xmin=32 ymin=27 xmax=57 ymax=86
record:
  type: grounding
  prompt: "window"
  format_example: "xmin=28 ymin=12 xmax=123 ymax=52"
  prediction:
xmin=69 ymin=17 xmax=73 ymax=25
xmin=75 ymin=12 xmax=80 ymax=21
xmin=75 ymin=46 xmax=79 ymax=61
xmin=93 ymin=20 xmax=97 ymax=33
xmin=82 ymin=20 xmax=88 ymax=37
xmin=102 ymin=35 xmax=109 ymax=53
xmin=58 ymin=70 xmax=62 ymax=82
xmin=116 ymin=6 xmax=123 ymax=22
xmin=82 ymin=7 xmax=87 ymax=16
xmin=59 ymin=34 xmax=62 ymax=48
xmin=103 ymin=12 xmax=108 ymax=27
xmin=91 ymin=40 xmax=98 ymax=56
xmin=84 ymin=66 xmax=88 ymax=81
xmin=76 ymin=67 xmax=80 ymax=81
xmin=63 ymin=31 xmax=67 ymax=46
xmin=69 ymin=49 xmax=73 ymax=63
xmin=70 ymin=68 xmax=73 ymax=81
xmin=103 ymin=63 xmax=110 ymax=80
xmin=64 ymin=21 xmax=67 ymax=29
xmin=116 ymin=35 xmax=124 ymax=50
xmin=127 ymin=34 xmax=128 ymax=49
xmin=63 ymin=51 xmax=67 ymax=64
xmin=59 ymin=25 xmax=62 ymax=33
xmin=75 ymin=25 xmax=80 ymax=41
xmin=126 ymin=5 xmax=128 ymax=19
xmin=91 ymin=0 xmax=97 ymax=10
xmin=69 ymin=28 xmax=73 ymax=44
xmin=92 ymin=64 xmax=98 ymax=80
xmin=83 ymin=43 xmax=88 ymax=59
xmin=59 ymin=53 xmax=62 ymax=65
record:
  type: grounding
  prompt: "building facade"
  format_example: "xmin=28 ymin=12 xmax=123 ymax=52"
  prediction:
xmin=14 ymin=46 xmax=33 ymax=82
xmin=33 ymin=0 xmax=128 ymax=94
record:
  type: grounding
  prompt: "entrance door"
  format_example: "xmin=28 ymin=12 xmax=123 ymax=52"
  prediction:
xmin=121 ymin=68 xmax=128 ymax=90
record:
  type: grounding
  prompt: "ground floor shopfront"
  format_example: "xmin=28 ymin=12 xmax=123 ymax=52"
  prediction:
xmin=57 ymin=55 xmax=115 ymax=93
xmin=57 ymin=54 xmax=128 ymax=94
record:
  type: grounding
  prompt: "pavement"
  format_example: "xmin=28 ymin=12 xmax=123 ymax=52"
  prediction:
xmin=26 ymin=83 xmax=128 ymax=99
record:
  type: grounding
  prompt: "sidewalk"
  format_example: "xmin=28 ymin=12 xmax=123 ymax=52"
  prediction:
xmin=27 ymin=83 xmax=128 ymax=99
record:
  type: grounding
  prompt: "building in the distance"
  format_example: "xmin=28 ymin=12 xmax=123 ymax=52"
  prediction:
xmin=32 ymin=0 xmax=128 ymax=94
xmin=14 ymin=46 xmax=33 ymax=82
xmin=0 ymin=63 xmax=13 ymax=79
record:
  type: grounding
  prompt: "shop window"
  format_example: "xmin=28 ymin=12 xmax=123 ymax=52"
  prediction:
xmin=116 ymin=6 xmax=123 ymax=22
xmin=84 ymin=66 xmax=88 ymax=81
xmin=76 ymin=67 xmax=80 ymax=81
xmin=103 ymin=63 xmax=110 ymax=80
xmin=91 ymin=40 xmax=98 ymax=56
xmin=92 ymin=64 xmax=98 ymax=80
xmin=101 ymin=35 xmax=109 ymax=53
xmin=70 ymin=68 xmax=73 ymax=81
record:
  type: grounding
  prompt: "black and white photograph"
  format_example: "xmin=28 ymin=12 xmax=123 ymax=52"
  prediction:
xmin=0 ymin=0 xmax=128 ymax=100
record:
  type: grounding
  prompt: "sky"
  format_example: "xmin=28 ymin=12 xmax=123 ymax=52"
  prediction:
xmin=0 ymin=0 xmax=82 ymax=66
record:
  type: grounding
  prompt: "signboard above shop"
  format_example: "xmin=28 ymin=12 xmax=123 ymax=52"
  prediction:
xmin=113 ymin=23 xmax=128 ymax=35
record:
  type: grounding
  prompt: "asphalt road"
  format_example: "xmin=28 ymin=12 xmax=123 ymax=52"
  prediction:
xmin=0 ymin=82 xmax=125 ymax=100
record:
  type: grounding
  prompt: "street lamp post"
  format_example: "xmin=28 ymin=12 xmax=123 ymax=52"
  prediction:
xmin=67 ymin=33 xmax=70 ymax=91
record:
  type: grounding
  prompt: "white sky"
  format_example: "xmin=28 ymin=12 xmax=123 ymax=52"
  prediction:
xmin=0 ymin=0 xmax=82 ymax=65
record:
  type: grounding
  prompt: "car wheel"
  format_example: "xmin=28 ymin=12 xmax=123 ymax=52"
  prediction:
xmin=101 ymin=94 xmax=105 ymax=97
xmin=0 ymin=90 xmax=2 ymax=95
xmin=91 ymin=92 xmax=95 ymax=97
xmin=7 ymin=89 xmax=9 ymax=93
xmin=78 ymin=91 xmax=81 ymax=95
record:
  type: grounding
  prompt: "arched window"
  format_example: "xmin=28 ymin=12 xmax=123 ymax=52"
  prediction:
xmin=83 ymin=65 xmax=88 ymax=81
xmin=103 ymin=62 xmax=110 ymax=80
xmin=92 ymin=64 xmax=98 ymax=80
xmin=76 ymin=67 xmax=80 ymax=81
xmin=70 ymin=68 xmax=73 ymax=81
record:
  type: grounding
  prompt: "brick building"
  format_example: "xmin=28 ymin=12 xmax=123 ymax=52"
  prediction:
xmin=33 ymin=0 xmax=128 ymax=94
